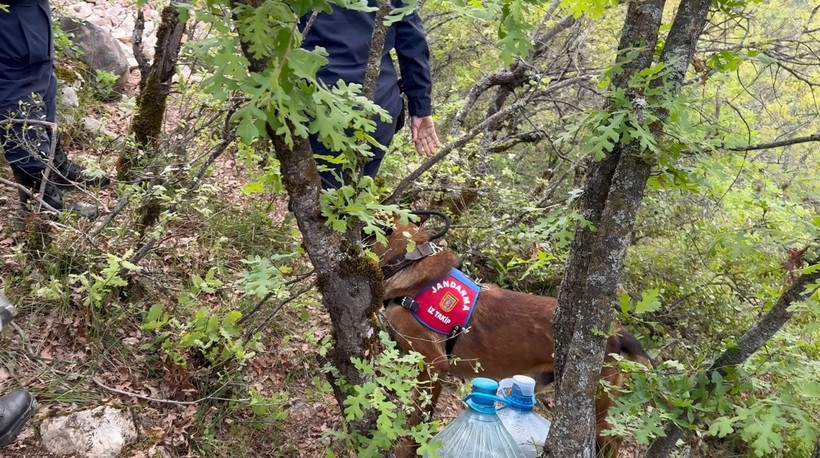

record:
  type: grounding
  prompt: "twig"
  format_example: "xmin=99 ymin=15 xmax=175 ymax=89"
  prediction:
xmin=727 ymin=132 xmax=820 ymax=151
xmin=8 ymin=322 xmax=34 ymax=354
xmin=385 ymin=95 xmax=534 ymax=204
xmin=237 ymin=270 xmax=315 ymax=326
xmin=88 ymin=195 xmax=130 ymax=241
xmin=247 ymin=283 xmax=316 ymax=337
xmin=91 ymin=376 xmax=229 ymax=406
xmin=133 ymin=9 xmax=150 ymax=75
xmin=0 ymin=177 xmax=61 ymax=214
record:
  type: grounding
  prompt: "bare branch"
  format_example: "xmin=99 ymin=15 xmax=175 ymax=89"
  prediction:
xmin=646 ymin=266 xmax=820 ymax=457
xmin=133 ymin=9 xmax=150 ymax=74
xmin=727 ymin=133 xmax=820 ymax=151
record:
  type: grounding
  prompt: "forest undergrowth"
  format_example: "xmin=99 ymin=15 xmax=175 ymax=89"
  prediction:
xmin=1 ymin=0 xmax=819 ymax=457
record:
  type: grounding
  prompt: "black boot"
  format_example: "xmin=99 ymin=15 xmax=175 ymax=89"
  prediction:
xmin=0 ymin=389 xmax=37 ymax=447
xmin=12 ymin=168 xmax=97 ymax=219
xmin=12 ymin=168 xmax=64 ymax=216
xmin=52 ymin=140 xmax=111 ymax=189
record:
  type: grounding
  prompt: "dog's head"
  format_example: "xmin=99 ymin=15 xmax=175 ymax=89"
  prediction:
xmin=369 ymin=210 xmax=450 ymax=268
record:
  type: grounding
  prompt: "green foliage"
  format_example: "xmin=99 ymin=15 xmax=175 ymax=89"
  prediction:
xmin=142 ymin=270 xmax=263 ymax=368
xmin=559 ymin=60 xmax=682 ymax=161
xmin=247 ymin=386 xmax=290 ymax=425
xmin=561 ymin=0 xmax=618 ymax=19
xmin=188 ymin=0 xmax=387 ymax=160
xmin=239 ymin=254 xmax=298 ymax=299
xmin=321 ymin=331 xmax=439 ymax=457
xmin=52 ymin=19 xmax=81 ymax=59
xmin=619 ymin=288 xmax=662 ymax=315
xmin=69 ymin=252 xmax=141 ymax=308
xmin=320 ymin=176 xmax=416 ymax=242
xmin=608 ymin=289 xmax=820 ymax=455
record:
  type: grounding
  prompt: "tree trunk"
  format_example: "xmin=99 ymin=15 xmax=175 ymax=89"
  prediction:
xmin=229 ymin=0 xmax=392 ymax=434
xmin=645 ymin=267 xmax=820 ymax=457
xmin=118 ymin=0 xmax=189 ymax=181
xmin=546 ymin=0 xmax=712 ymax=454
xmin=269 ymin=132 xmax=384 ymax=432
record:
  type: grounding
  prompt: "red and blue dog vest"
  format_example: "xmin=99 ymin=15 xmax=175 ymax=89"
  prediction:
xmin=412 ymin=268 xmax=480 ymax=334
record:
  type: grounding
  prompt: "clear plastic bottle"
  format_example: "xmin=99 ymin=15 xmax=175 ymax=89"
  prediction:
xmin=496 ymin=375 xmax=552 ymax=458
xmin=424 ymin=377 xmax=524 ymax=458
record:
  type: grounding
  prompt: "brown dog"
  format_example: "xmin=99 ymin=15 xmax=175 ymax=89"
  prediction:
xmin=371 ymin=213 xmax=651 ymax=457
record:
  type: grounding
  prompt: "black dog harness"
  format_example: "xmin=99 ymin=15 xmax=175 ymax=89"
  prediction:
xmin=390 ymin=296 xmax=466 ymax=359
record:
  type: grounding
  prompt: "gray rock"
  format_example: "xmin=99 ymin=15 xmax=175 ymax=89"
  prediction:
xmin=40 ymin=406 xmax=138 ymax=458
xmin=82 ymin=116 xmax=119 ymax=140
xmin=82 ymin=116 xmax=104 ymax=133
xmin=61 ymin=86 xmax=79 ymax=108
xmin=58 ymin=17 xmax=131 ymax=94
xmin=68 ymin=2 xmax=94 ymax=20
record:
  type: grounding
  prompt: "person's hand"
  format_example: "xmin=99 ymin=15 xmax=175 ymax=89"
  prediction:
xmin=411 ymin=115 xmax=441 ymax=157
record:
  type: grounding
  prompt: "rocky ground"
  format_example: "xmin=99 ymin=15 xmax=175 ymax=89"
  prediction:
xmin=54 ymin=0 xmax=161 ymax=67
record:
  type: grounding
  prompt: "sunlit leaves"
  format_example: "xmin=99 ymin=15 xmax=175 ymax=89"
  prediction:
xmin=561 ymin=0 xmax=618 ymax=19
xmin=498 ymin=0 xmax=533 ymax=62
xmin=334 ymin=332 xmax=439 ymax=454
xmin=619 ymin=288 xmax=662 ymax=315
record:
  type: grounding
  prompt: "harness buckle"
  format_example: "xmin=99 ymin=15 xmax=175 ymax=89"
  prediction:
xmin=449 ymin=325 xmax=463 ymax=338
xmin=400 ymin=296 xmax=420 ymax=312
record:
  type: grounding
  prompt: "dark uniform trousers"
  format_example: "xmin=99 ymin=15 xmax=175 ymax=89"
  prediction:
xmin=301 ymin=1 xmax=432 ymax=189
xmin=0 ymin=0 xmax=57 ymax=173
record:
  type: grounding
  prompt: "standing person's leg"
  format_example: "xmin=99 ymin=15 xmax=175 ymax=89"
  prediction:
xmin=312 ymin=100 xmax=404 ymax=190
xmin=43 ymin=69 xmax=110 ymax=189
xmin=0 ymin=294 xmax=38 ymax=448
xmin=1 ymin=68 xmax=67 ymax=214
xmin=362 ymin=99 xmax=404 ymax=179
xmin=0 ymin=389 xmax=36 ymax=447
xmin=1 ymin=1 xmax=65 ymax=213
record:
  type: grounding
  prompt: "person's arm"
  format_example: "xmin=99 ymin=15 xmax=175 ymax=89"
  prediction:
xmin=394 ymin=9 xmax=440 ymax=156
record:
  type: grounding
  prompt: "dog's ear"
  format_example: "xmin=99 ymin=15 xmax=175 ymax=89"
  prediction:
xmin=414 ymin=213 xmax=432 ymax=226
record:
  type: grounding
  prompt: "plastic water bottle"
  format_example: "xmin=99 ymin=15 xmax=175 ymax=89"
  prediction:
xmin=425 ymin=377 xmax=524 ymax=458
xmin=497 ymin=375 xmax=552 ymax=458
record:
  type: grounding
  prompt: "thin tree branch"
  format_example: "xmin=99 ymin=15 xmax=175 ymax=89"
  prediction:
xmin=385 ymin=96 xmax=531 ymax=204
xmin=645 ymin=266 xmax=820 ymax=457
xmin=0 ymin=177 xmax=61 ymax=214
xmin=91 ymin=376 xmax=233 ymax=406
xmin=727 ymin=133 xmax=820 ymax=151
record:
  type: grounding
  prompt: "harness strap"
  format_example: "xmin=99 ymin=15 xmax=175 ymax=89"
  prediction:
xmin=381 ymin=241 xmax=441 ymax=280
xmin=445 ymin=325 xmax=462 ymax=359
xmin=399 ymin=296 xmax=419 ymax=312
xmin=397 ymin=296 xmax=463 ymax=359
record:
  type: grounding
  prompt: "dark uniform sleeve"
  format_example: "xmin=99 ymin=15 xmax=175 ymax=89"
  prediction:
xmin=394 ymin=10 xmax=432 ymax=117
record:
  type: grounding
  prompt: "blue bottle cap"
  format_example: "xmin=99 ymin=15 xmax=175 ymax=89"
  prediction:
xmin=499 ymin=375 xmax=537 ymax=410
xmin=465 ymin=378 xmax=506 ymax=414
xmin=471 ymin=377 xmax=499 ymax=395
xmin=508 ymin=384 xmax=536 ymax=410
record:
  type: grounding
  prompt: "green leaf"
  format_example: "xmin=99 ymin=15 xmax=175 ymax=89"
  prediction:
xmin=142 ymin=303 xmax=167 ymax=331
xmin=221 ymin=310 xmax=243 ymax=338
xmin=634 ymin=288 xmax=662 ymax=314
xmin=708 ymin=416 xmax=736 ymax=438
xmin=741 ymin=411 xmax=789 ymax=456
xmin=619 ymin=292 xmax=631 ymax=315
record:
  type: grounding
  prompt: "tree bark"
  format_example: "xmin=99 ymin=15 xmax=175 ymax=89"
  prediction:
xmin=119 ymin=0 xmax=189 ymax=180
xmin=229 ymin=0 xmax=392 ymax=434
xmin=546 ymin=0 xmax=666 ymax=453
xmin=546 ymin=0 xmax=714 ymax=454
xmin=269 ymin=132 xmax=384 ymax=434
xmin=645 ymin=267 xmax=820 ymax=457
